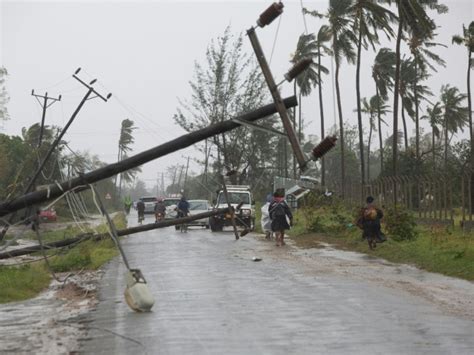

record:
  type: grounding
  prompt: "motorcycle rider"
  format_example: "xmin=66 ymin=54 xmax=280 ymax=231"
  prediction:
xmin=154 ymin=198 xmax=166 ymax=223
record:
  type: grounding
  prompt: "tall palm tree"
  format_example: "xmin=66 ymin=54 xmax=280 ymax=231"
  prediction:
xmin=360 ymin=96 xmax=389 ymax=181
xmin=399 ymin=57 xmax=432 ymax=151
xmin=328 ymin=0 xmax=356 ymax=196
xmin=387 ymin=0 xmax=446 ymax=177
xmin=452 ymin=22 xmax=474 ymax=170
xmin=350 ymin=0 xmax=395 ymax=185
xmin=292 ymin=27 xmax=332 ymax=185
xmin=372 ymin=48 xmax=396 ymax=173
xmin=116 ymin=119 xmax=136 ymax=197
xmin=440 ymin=85 xmax=469 ymax=172
xmin=421 ymin=102 xmax=442 ymax=168
xmin=409 ymin=31 xmax=446 ymax=168
xmin=291 ymin=32 xmax=330 ymax=179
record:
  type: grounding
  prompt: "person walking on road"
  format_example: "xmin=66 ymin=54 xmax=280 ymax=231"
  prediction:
xmin=356 ymin=196 xmax=384 ymax=250
xmin=136 ymin=199 xmax=145 ymax=224
xmin=269 ymin=190 xmax=293 ymax=247
xmin=261 ymin=193 xmax=273 ymax=240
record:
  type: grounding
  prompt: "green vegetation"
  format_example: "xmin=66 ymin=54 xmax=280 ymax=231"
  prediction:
xmin=289 ymin=194 xmax=474 ymax=281
xmin=0 ymin=213 xmax=126 ymax=303
xmin=0 ymin=264 xmax=50 ymax=303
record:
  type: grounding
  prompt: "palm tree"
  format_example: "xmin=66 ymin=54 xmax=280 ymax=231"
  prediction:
xmin=116 ymin=119 xmax=137 ymax=197
xmin=421 ymin=102 xmax=442 ymax=168
xmin=388 ymin=0 xmax=447 ymax=177
xmin=360 ymin=96 xmax=389 ymax=181
xmin=409 ymin=31 xmax=446 ymax=168
xmin=328 ymin=0 xmax=356 ymax=196
xmin=399 ymin=57 xmax=433 ymax=151
xmin=350 ymin=0 xmax=395 ymax=185
xmin=372 ymin=48 xmax=396 ymax=173
xmin=292 ymin=27 xmax=331 ymax=185
xmin=452 ymin=22 xmax=474 ymax=170
xmin=440 ymin=85 xmax=469 ymax=172
xmin=291 ymin=32 xmax=330 ymax=179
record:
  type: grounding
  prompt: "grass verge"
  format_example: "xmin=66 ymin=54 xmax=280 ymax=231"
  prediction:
xmin=0 ymin=213 xmax=126 ymax=304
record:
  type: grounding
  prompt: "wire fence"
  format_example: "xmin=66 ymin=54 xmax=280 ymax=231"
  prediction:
xmin=325 ymin=170 xmax=474 ymax=230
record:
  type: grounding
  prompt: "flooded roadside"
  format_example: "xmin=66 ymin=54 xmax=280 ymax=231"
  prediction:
xmin=0 ymin=214 xmax=119 ymax=353
xmin=0 ymin=270 xmax=101 ymax=354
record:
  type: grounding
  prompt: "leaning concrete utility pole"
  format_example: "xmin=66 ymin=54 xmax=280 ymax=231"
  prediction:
xmin=247 ymin=2 xmax=312 ymax=172
xmin=31 ymin=90 xmax=62 ymax=148
xmin=0 ymin=96 xmax=298 ymax=217
xmin=0 ymin=68 xmax=111 ymax=241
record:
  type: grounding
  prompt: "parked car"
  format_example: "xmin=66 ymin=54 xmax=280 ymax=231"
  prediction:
xmin=139 ymin=196 xmax=158 ymax=214
xmin=39 ymin=208 xmax=57 ymax=222
xmin=187 ymin=200 xmax=211 ymax=228
xmin=163 ymin=197 xmax=181 ymax=219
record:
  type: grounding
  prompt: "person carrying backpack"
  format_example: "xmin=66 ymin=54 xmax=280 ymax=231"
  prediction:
xmin=268 ymin=190 xmax=293 ymax=247
xmin=357 ymin=196 xmax=384 ymax=250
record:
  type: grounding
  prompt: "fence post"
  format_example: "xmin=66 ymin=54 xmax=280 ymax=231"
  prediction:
xmin=462 ymin=173 xmax=466 ymax=227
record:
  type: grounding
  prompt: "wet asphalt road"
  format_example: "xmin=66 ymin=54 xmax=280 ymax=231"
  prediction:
xmin=80 ymin=215 xmax=474 ymax=354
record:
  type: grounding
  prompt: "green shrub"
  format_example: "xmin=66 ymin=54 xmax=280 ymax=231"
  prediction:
xmin=384 ymin=206 xmax=418 ymax=241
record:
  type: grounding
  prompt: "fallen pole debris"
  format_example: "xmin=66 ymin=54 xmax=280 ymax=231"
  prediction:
xmin=0 ymin=97 xmax=297 ymax=217
xmin=0 ymin=208 xmax=231 ymax=260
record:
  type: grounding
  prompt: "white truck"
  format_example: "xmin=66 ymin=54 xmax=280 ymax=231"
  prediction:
xmin=209 ymin=185 xmax=255 ymax=232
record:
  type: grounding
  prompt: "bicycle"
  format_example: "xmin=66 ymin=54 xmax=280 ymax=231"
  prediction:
xmin=175 ymin=209 xmax=189 ymax=233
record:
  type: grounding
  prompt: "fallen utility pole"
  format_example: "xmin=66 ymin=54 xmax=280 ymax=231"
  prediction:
xmin=0 ymin=96 xmax=297 ymax=217
xmin=0 ymin=208 xmax=231 ymax=260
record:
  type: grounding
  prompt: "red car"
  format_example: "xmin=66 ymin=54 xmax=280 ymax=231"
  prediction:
xmin=39 ymin=208 xmax=57 ymax=222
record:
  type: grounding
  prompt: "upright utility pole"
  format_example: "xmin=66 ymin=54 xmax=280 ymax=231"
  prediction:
xmin=161 ymin=172 xmax=165 ymax=196
xmin=31 ymin=90 xmax=62 ymax=148
xmin=183 ymin=156 xmax=190 ymax=192
xmin=177 ymin=165 xmax=184 ymax=193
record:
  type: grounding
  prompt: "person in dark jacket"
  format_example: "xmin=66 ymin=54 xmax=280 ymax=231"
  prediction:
xmin=154 ymin=198 xmax=166 ymax=222
xmin=268 ymin=190 xmax=293 ymax=247
xmin=136 ymin=199 xmax=145 ymax=224
xmin=357 ymin=196 xmax=384 ymax=250
xmin=176 ymin=196 xmax=190 ymax=218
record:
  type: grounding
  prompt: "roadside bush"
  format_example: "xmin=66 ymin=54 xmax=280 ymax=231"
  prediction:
xmin=297 ymin=192 xmax=354 ymax=234
xmin=384 ymin=206 xmax=418 ymax=241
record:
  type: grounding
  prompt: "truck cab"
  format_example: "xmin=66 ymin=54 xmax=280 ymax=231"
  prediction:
xmin=210 ymin=185 xmax=255 ymax=232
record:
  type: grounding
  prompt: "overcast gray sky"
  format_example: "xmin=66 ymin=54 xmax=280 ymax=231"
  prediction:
xmin=1 ymin=0 xmax=473 ymax=189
